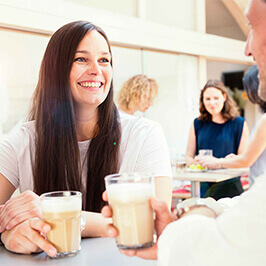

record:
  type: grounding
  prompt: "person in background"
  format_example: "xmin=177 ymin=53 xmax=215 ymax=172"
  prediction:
xmin=117 ymin=74 xmax=158 ymax=115
xmin=103 ymin=1 xmax=266 ymax=265
xmin=185 ymin=79 xmax=249 ymax=199
xmin=199 ymin=65 xmax=266 ymax=187
xmin=0 ymin=21 xmax=171 ymax=256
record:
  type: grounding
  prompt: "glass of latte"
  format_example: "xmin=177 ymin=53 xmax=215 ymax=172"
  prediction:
xmin=105 ymin=173 xmax=155 ymax=250
xmin=40 ymin=191 xmax=84 ymax=258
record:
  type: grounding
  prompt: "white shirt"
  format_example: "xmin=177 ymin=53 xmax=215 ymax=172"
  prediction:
xmin=0 ymin=112 xmax=171 ymax=193
xmin=249 ymin=122 xmax=266 ymax=186
xmin=158 ymin=172 xmax=266 ymax=266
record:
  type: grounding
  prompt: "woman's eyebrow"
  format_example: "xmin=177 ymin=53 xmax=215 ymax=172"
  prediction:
xmin=76 ymin=50 xmax=88 ymax=54
xmin=75 ymin=50 xmax=111 ymax=56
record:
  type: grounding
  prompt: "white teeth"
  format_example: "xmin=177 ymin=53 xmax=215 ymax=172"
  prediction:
xmin=79 ymin=81 xmax=102 ymax=88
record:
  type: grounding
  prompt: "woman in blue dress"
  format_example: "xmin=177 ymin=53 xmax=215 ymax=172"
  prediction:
xmin=200 ymin=66 xmax=266 ymax=187
xmin=185 ymin=79 xmax=249 ymax=199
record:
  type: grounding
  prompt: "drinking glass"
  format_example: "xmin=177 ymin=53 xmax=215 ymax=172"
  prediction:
xmin=175 ymin=154 xmax=187 ymax=173
xmin=198 ymin=149 xmax=213 ymax=170
xmin=40 ymin=191 xmax=85 ymax=258
xmin=199 ymin=149 xmax=213 ymax=157
xmin=105 ymin=173 xmax=155 ymax=250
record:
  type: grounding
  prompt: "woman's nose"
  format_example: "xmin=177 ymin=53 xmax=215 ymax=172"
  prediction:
xmin=86 ymin=61 xmax=101 ymax=75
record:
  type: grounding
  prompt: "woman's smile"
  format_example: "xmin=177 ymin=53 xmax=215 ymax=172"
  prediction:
xmin=69 ymin=30 xmax=112 ymax=107
xmin=77 ymin=80 xmax=104 ymax=91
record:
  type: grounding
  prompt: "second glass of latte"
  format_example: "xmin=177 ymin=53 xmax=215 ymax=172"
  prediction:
xmin=105 ymin=173 xmax=155 ymax=250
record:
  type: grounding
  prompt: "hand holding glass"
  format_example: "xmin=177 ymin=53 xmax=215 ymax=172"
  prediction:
xmin=40 ymin=191 xmax=85 ymax=258
xmin=105 ymin=173 xmax=155 ymax=250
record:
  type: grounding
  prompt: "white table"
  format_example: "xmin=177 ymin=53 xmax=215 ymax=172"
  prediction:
xmin=173 ymin=168 xmax=249 ymax=197
xmin=0 ymin=238 xmax=156 ymax=266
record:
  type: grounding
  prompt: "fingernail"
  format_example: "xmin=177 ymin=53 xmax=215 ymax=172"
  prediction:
xmin=0 ymin=226 xmax=2 ymax=232
xmin=6 ymin=225 xmax=10 ymax=230
xmin=43 ymin=225 xmax=50 ymax=233
xmin=49 ymin=248 xmax=57 ymax=257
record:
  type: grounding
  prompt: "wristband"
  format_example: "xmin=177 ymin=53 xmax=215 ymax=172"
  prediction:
xmin=175 ymin=204 xmax=217 ymax=219
xmin=174 ymin=197 xmax=222 ymax=219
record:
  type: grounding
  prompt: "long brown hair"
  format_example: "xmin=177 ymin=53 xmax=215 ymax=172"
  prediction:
xmin=198 ymin=79 xmax=239 ymax=121
xmin=28 ymin=21 xmax=121 ymax=212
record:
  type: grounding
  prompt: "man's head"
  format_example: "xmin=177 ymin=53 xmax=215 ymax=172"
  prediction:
xmin=245 ymin=0 xmax=266 ymax=101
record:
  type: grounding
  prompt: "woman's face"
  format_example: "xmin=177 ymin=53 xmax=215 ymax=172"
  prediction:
xmin=69 ymin=30 xmax=112 ymax=109
xmin=203 ymin=87 xmax=226 ymax=116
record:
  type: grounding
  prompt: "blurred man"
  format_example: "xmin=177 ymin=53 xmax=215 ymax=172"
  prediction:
xmin=245 ymin=0 xmax=266 ymax=101
xmin=103 ymin=1 xmax=266 ymax=265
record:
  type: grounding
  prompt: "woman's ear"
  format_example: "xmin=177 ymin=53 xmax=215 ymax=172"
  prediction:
xmin=223 ymin=93 xmax=227 ymax=103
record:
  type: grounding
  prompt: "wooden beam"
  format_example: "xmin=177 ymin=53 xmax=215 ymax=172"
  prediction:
xmin=221 ymin=0 xmax=250 ymax=37
xmin=234 ymin=0 xmax=249 ymax=12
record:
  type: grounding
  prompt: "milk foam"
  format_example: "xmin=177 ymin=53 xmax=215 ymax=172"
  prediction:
xmin=42 ymin=197 xmax=81 ymax=213
xmin=107 ymin=183 xmax=153 ymax=203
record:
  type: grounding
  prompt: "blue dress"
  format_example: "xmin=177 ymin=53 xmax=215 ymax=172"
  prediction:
xmin=194 ymin=116 xmax=245 ymax=199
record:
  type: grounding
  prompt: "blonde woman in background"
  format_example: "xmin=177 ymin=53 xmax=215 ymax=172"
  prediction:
xmin=117 ymin=74 xmax=158 ymax=115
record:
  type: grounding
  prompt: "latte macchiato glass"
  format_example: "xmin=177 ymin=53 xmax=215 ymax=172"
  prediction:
xmin=199 ymin=149 xmax=213 ymax=157
xmin=105 ymin=173 xmax=155 ymax=250
xmin=40 ymin=191 xmax=84 ymax=258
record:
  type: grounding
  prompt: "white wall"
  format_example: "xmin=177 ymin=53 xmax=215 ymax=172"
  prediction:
xmin=145 ymin=0 xmax=196 ymax=31
xmin=64 ymin=0 xmax=137 ymax=17
xmin=143 ymin=52 xmax=199 ymax=153
xmin=0 ymin=30 xmax=49 ymax=141
xmin=112 ymin=46 xmax=142 ymax=96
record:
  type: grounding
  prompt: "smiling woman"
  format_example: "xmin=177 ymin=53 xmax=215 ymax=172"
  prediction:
xmin=0 ymin=21 xmax=171 ymax=256
xmin=28 ymin=21 xmax=120 ymax=212
xmin=185 ymin=79 xmax=249 ymax=199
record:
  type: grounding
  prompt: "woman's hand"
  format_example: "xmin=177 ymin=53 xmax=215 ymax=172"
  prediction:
xmin=0 ymin=191 xmax=41 ymax=233
xmin=1 ymin=217 xmax=57 ymax=257
xmin=196 ymin=156 xmax=221 ymax=169
xmin=101 ymin=191 xmax=173 ymax=260
xmin=185 ymin=156 xmax=196 ymax=167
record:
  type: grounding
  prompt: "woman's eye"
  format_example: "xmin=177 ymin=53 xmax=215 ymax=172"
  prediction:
xmin=99 ymin=58 xmax=110 ymax=63
xmin=74 ymin=57 xmax=87 ymax=63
